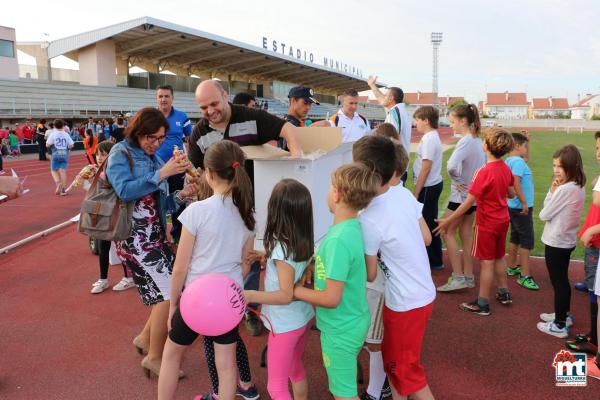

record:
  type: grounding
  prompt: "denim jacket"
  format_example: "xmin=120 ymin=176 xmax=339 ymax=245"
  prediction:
xmin=106 ymin=139 xmax=172 ymax=230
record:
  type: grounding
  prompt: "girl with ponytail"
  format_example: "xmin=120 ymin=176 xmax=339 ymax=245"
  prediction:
xmin=158 ymin=140 xmax=257 ymax=400
xmin=437 ymin=104 xmax=487 ymax=292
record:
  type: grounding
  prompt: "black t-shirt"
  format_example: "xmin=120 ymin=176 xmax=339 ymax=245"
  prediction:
xmin=112 ymin=127 xmax=125 ymax=143
xmin=283 ymin=114 xmax=303 ymax=127
xmin=188 ymin=104 xmax=286 ymax=169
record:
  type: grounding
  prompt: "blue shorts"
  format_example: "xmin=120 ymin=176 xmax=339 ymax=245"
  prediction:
xmin=51 ymin=158 xmax=68 ymax=171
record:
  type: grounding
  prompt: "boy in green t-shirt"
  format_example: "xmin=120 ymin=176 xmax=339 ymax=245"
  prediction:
xmin=9 ymin=131 xmax=20 ymax=156
xmin=294 ymin=162 xmax=380 ymax=399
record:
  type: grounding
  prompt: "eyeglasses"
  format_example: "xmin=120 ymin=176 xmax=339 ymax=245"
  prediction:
xmin=145 ymin=134 xmax=166 ymax=144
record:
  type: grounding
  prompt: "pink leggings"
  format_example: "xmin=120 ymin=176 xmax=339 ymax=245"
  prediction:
xmin=267 ymin=322 xmax=311 ymax=400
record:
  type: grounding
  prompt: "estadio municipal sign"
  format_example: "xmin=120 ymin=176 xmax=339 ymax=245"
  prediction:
xmin=261 ymin=37 xmax=363 ymax=78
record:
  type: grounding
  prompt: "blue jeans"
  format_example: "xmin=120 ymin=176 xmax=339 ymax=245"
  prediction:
xmin=244 ymin=261 xmax=261 ymax=310
xmin=584 ymin=245 xmax=599 ymax=291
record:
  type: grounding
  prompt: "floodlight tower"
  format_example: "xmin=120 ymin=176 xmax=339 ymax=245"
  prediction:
xmin=431 ymin=32 xmax=443 ymax=107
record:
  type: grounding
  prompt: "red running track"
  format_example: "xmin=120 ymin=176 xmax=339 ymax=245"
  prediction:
xmin=1 ymin=152 xmax=89 ymax=247
xmin=1 ymin=141 xmax=599 ymax=399
xmin=1 ymin=226 xmax=598 ymax=399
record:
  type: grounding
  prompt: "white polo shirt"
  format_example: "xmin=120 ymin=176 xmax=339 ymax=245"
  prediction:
xmin=329 ymin=110 xmax=371 ymax=143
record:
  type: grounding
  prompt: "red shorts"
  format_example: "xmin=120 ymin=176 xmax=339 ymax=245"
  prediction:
xmin=381 ymin=303 xmax=433 ymax=396
xmin=471 ymin=223 xmax=509 ymax=261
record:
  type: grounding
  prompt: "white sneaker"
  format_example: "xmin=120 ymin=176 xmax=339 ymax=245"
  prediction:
xmin=537 ymin=321 xmax=569 ymax=338
xmin=437 ymin=274 xmax=468 ymax=292
xmin=539 ymin=312 xmax=574 ymax=327
xmin=113 ymin=277 xmax=135 ymax=291
xmin=91 ymin=279 xmax=109 ymax=294
xmin=465 ymin=276 xmax=476 ymax=288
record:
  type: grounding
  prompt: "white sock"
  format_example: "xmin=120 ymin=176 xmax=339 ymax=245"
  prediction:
xmin=367 ymin=350 xmax=386 ymax=398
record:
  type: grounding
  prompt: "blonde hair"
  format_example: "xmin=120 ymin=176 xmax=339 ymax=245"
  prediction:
xmin=196 ymin=172 xmax=214 ymax=201
xmin=332 ymin=163 xmax=380 ymax=210
xmin=483 ymin=128 xmax=514 ymax=158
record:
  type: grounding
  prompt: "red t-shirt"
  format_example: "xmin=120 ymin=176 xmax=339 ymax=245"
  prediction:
xmin=469 ymin=160 xmax=514 ymax=228
xmin=14 ymin=127 xmax=24 ymax=142
xmin=22 ymin=125 xmax=33 ymax=140
xmin=579 ymin=204 xmax=600 ymax=248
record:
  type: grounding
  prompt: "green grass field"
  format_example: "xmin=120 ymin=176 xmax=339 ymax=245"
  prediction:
xmin=406 ymin=131 xmax=598 ymax=260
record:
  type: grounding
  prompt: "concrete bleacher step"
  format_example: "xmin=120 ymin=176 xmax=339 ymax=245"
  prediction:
xmin=0 ymin=79 xmax=385 ymax=121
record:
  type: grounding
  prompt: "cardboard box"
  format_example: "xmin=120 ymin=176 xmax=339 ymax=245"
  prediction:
xmin=242 ymin=127 xmax=353 ymax=248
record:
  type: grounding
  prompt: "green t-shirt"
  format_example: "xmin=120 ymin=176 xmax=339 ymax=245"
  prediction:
xmin=314 ymin=218 xmax=370 ymax=333
xmin=9 ymin=134 xmax=18 ymax=146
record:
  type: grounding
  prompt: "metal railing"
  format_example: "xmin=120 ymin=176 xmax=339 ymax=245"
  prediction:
xmin=0 ymin=99 xmax=137 ymax=117
xmin=481 ymin=118 xmax=600 ymax=131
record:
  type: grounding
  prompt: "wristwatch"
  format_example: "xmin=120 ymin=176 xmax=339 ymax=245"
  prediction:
xmin=174 ymin=190 xmax=186 ymax=205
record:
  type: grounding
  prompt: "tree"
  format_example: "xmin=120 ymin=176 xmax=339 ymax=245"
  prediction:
xmin=448 ymin=99 xmax=468 ymax=109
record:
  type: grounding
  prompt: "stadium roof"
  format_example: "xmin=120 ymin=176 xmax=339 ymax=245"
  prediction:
xmin=47 ymin=17 xmax=382 ymax=93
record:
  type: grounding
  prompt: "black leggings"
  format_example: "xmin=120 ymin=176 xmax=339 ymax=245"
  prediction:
xmin=418 ymin=181 xmax=443 ymax=268
xmin=37 ymin=135 xmax=47 ymax=160
xmin=203 ymin=335 xmax=252 ymax=394
xmin=98 ymin=239 xmax=129 ymax=280
xmin=544 ymin=245 xmax=574 ymax=325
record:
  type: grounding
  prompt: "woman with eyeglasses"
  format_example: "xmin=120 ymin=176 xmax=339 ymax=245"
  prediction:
xmin=106 ymin=107 xmax=198 ymax=378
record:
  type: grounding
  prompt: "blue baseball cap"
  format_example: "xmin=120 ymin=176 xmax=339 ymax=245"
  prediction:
xmin=288 ymin=86 xmax=320 ymax=104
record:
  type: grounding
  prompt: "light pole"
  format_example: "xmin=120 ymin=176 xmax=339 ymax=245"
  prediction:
xmin=431 ymin=32 xmax=443 ymax=108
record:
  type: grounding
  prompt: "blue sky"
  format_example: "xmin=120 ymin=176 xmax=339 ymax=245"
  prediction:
xmin=3 ymin=0 xmax=599 ymax=103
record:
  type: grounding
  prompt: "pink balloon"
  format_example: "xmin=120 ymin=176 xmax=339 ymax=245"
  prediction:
xmin=180 ymin=273 xmax=246 ymax=336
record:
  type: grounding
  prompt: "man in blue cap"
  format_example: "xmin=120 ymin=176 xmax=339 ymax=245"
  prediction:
xmin=280 ymin=86 xmax=331 ymax=148
xmin=284 ymin=86 xmax=320 ymax=127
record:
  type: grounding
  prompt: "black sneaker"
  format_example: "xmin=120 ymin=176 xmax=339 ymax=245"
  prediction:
xmin=244 ymin=312 xmax=263 ymax=336
xmin=459 ymin=300 xmax=491 ymax=316
xmin=380 ymin=377 xmax=392 ymax=399
xmin=194 ymin=393 xmax=217 ymax=400
xmin=237 ymin=384 xmax=260 ymax=400
xmin=566 ymin=333 xmax=598 ymax=355
xmin=495 ymin=291 xmax=512 ymax=305
xmin=359 ymin=391 xmax=376 ymax=400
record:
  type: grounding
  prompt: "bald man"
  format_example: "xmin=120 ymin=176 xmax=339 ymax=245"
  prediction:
xmin=188 ymin=80 xmax=301 ymax=169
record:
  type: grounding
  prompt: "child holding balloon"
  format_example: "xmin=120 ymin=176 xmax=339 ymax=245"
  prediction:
xmin=184 ymin=169 xmax=259 ymax=400
xmin=244 ymin=179 xmax=315 ymax=400
xmin=158 ymin=140 xmax=256 ymax=400
xmin=294 ymin=163 xmax=380 ymax=400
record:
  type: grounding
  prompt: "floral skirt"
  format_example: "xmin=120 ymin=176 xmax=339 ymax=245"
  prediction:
xmin=115 ymin=194 xmax=174 ymax=305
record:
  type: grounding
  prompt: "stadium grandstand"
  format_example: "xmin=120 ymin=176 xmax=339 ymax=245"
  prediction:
xmin=0 ymin=17 xmax=386 ymax=122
